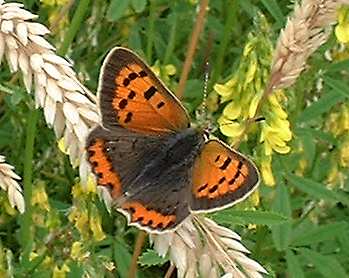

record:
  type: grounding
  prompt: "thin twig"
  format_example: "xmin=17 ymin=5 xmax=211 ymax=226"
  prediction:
xmin=176 ymin=0 xmax=209 ymax=100
xmin=128 ymin=231 xmax=147 ymax=278
xmin=164 ymin=264 xmax=175 ymax=278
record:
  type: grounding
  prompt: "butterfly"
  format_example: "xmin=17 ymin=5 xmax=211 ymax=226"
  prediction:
xmin=86 ymin=47 xmax=260 ymax=233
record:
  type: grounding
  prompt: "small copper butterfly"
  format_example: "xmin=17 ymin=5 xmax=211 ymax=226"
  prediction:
xmin=86 ymin=47 xmax=260 ymax=233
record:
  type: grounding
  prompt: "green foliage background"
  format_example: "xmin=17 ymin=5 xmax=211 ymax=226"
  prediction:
xmin=0 ymin=0 xmax=349 ymax=277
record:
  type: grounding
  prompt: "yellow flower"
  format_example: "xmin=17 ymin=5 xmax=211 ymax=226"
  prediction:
xmin=249 ymin=94 xmax=262 ymax=118
xmin=53 ymin=263 xmax=70 ymax=278
xmin=151 ymin=62 xmax=177 ymax=83
xmin=250 ymin=190 xmax=260 ymax=207
xmin=340 ymin=137 xmax=349 ymax=167
xmin=71 ymin=241 xmax=90 ymax=261
xmin=218 ymin=116 xmax=244 ymax=138
xmin=223 ymin=102 xmax=242 ymax=120
xmin=335 ymin=7 xmax=349 ymax=43
xmin=32 ymin=182 xmax=50 ymax=211
xmin=260 ymin=156 xmax=275 ymax=186
xmin=214 ymin=77 xmax=237 ymax=101
xmin=327 ymin=164 xmax=339 ymax=185
xmin=89 ymin=205 xmax=106 ymax=241
xmin=69 ymin=206 xmax=89 ymax=239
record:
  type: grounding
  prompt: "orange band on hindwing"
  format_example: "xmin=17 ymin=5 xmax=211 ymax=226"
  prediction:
xmin=87 ymin=138 xmax=122 ymax=197
xmin=121 ymin=201 xmax=176 ymax=230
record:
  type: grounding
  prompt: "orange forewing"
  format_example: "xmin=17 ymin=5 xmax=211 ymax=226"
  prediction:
xmin=191 ymin=140 xmax=259 ymax=211
xmin=99 ymin=47 xmax=190 ymax=134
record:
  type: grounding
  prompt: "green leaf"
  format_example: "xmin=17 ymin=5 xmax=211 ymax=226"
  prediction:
xmin=260 ymin=0 xmax=284 ymax=26
xmin=131 ymin=0 xmax=147 ymax=13
xmin=271 ymin=184 xmax=292 ymax=251
xmin=298 ymin=90 xmax=345 ymax=122
xmin=298 ymin=131 xmax=316 ymax=169
xmin=286 ymin=173 xmax=349 ymax=205
xmin=324 ymin=76 xmax=349 ymax=98
xmin=113 ymin=238 xmax=135 ymax=278
xmin=138 ymin=249 xmax=168 ymax=267
xmin=300 ymin=249 xmax=348 ymax=277
xmin=326 ymin=59 xmax=349 ymax=73
xmin=291 ymin=222 xmax=348 ymax=246
xmin=295 ymin=127 xmax=338 ymax=146
xmin=107 ymin=0 xmax=130 ymax=21
xmin=213 ymin=209 xmax=288 ymax=226
xmin=286 ymin=250 xmax=305 ymax=278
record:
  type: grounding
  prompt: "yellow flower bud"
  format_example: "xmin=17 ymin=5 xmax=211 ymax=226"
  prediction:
xmin=223 ymin=102 xmax=241 ymax=120
xmin=53 ymin=263 xmax=70 ymax=278
xmin=245 ymin=54 xmax=257 ymax=85
xmin=214 ymin=83 xmax=233 ymax=98
xmin=90 ymin=205 xmax=106 ymax=241
xmin=260 ymin=157 xmax=275 ymax=186
xmin=249 ymin=94 xmax=262 ymax=118
xmin=164 ymin=64 xmax=176 ymax=76
xmin=218 ymin=117 xmax=244 ymax=138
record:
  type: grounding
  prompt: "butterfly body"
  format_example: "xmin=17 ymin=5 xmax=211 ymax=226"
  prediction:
xmin=87 ymin=47 xmax=260 ymax=233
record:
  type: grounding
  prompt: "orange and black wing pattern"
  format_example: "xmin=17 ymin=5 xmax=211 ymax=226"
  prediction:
xmin=98 ymin=47 xmax=190 ymax=134
xmin=190 ymin=140 xmax=259 ymax=212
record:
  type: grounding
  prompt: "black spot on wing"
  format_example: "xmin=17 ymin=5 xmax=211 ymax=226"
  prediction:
xmin=128 ymin=90 xmax=136 ymax=99
xmin=139 ymin=70 xmax=147 ymax=77
xmin=144 ymin=86 xmax=157 ymax=100
xmin=228 ymin=170 xmax=241 ymax=185
xmin=209 ymin=184 xmax=218 ymax=193
xmin=157 ymin=101 xmax=165 ymax=109
xmin=128 ymin=72 xmax=138 ymax=80
xmin=124 ymin=112 xmax=133 ymax=123
xmin=198 ymin=183 xmax=208 ymax=192
xmin=119 ymin=99 xmax=128 ymax=109
xmin=123 ymin=78 xmax=130 ymax=86
xmin=219 ymin=157 xmax=232 ymax=170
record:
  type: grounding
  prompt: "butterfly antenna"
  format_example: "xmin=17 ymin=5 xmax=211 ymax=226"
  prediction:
xmin=201 ymin=61 xmax=210 ymax=118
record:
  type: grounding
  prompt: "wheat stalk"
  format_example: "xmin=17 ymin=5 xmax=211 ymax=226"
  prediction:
xmin=0 ymin=1 xmax=100 ymax=211
xmin=268 ymin=0 xmax=349 ymax=91
xmin=151 ymin=216 xmax=268 ymax=278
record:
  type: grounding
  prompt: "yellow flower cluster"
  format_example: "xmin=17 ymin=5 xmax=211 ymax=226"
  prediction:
xmin=215 ymin=16 xmax=292 ymax=186
xmin=68 ymin=183 xmax=106 ymax=242
xmin=325 ymin=103 xmax=349 ymax=186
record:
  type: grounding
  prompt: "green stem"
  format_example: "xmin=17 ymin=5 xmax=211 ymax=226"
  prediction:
xmin=210 ymin=1 xmax=237 ymax=87
xmin=20 ymin=108 xmax=39 ymax=264
xmin=146 ymin=0 xmax=155 ymax=62
xmin=58 ymin=0 xmax=91 ymax=56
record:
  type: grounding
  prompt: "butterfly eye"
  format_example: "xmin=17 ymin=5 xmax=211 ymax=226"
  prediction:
xmin=106 ymin=147 xmax=111 ymax=152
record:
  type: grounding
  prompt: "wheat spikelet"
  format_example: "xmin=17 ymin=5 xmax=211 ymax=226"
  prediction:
xmin=151 ymin=216 xmax=268 ymax=278
xmin=0 ymin=1 xmax=99 ymax=210
xmin=269 ymin=0 xmax=349 ymax=91
xmin=0 ymin=155 xmax=24 ymax=212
